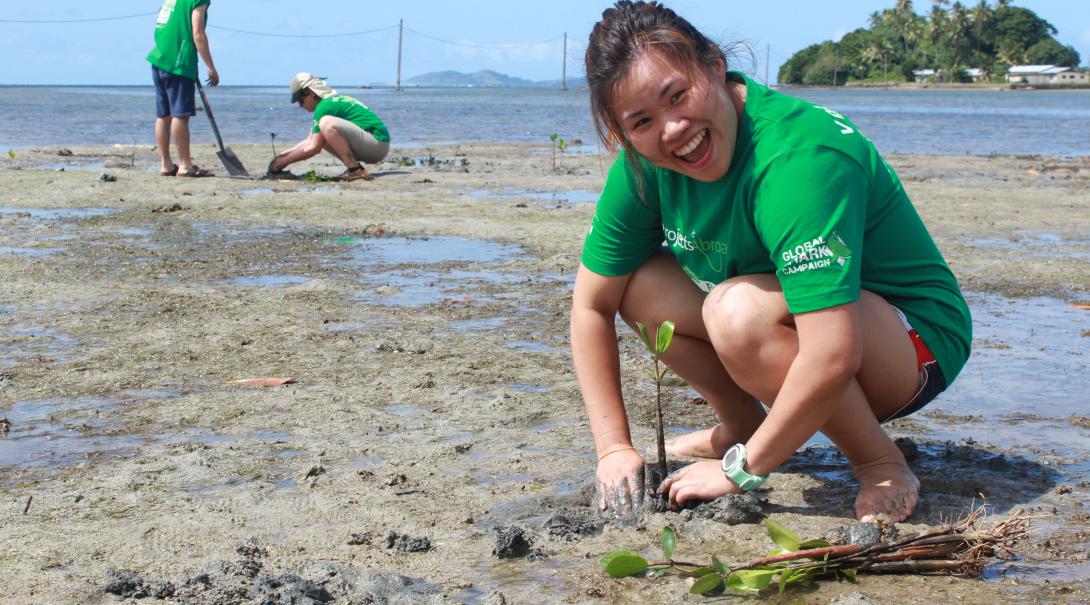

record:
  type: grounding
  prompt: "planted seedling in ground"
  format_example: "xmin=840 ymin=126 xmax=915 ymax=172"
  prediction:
xmin=549 ymin=133 xmax=567 ymax=171
xmin=599 ymin=503 xmax=1030 ymax=596
xmin=635 ymin=320 xmax=675 ymax=511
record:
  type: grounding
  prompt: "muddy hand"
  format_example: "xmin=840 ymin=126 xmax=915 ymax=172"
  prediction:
xmin=596 ymin=448 xmax=645 ymax=518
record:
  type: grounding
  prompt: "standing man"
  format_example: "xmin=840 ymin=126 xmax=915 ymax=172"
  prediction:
xmin=147 ymin=0 xmax=219 ymax=177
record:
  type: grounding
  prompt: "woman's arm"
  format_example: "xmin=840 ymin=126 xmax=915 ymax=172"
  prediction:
xmin=268 ymin=133 xmax=325 ymax=173
xmin=744 ymin=302 xmax=862 ymax=475
xmin=571 ymin=264 xmax=647 ymax=512
xmin=661 ymin=302 xmax=862 ymax=507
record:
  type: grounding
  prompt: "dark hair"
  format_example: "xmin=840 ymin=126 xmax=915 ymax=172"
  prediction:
xmin=585 ymin=1 xmax=726 ymax=155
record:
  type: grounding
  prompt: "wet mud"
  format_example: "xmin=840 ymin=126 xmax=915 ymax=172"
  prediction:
xmin=1 ymin=143 xmax=1088 ymax=603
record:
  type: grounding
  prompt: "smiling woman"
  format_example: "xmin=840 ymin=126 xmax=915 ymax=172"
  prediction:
xmin=570 ymin=0 xmax=972 ymax=524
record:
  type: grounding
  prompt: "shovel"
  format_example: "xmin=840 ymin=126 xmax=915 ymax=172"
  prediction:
xmin=195 ymin=80 xmax=249 ymax=177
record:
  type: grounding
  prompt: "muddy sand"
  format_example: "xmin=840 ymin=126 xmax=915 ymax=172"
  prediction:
xmin=1 ymin=143 xmax=1089 ymax=604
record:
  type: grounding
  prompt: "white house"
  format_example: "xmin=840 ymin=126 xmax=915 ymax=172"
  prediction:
xmin=1007 ymin=65 xmax=1087 ymax=85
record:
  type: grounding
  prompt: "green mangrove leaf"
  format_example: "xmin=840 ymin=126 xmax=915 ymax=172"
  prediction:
xmin=599 ymin=550 xmax=640 ymax=571
xmin=655 ymin=321 xmax=675 ymax=355
xmin=711 ymin=554 xmax=729 ymax=574
xmin=661 ymin=526 xmax=677 ymax=561
xmin=601 ymin=554 xmax=649 ymax=578
xmin=766 ymin=547 xmax=791 ymax=557
xmin=635 ymin=322 xmax=654 ymax=355
xmin=550 ymin=133 xmax=558 ymax=142
xmin=690 ymin=572 xmax=724 ymax=595
xmin=764 ymin=518 xmax=802 ymax=551
xmin=841 ymin=568 xmax=858 ymax=583
xmin=736 ymin=569 xmax=778 ymax=590
xmin=724 ymin=574 xmax=761 ymax=595
xmin=799 ymin=539 xmax=832 ymax=550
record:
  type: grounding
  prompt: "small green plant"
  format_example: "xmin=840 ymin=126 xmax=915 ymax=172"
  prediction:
xmin=549 ymin=133 xmax=567 ymax=171
xmin=270 ymin=132 xmax=278 ymax=158
xmin=7 ymin=148 xmax=14 ymax=165
xmin=302 ymin=170 xmax=331 ymax=182
xmin=635 ymin=320 xmax=675 ymax=493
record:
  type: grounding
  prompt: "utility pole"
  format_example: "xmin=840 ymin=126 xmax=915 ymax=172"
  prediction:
xmin=765 ymin=43 xmax=770 ymax=84
xmin=396 ymin=19 xmax=403 ymax=92
xmin=562 ymin=32 xmax=568 ymax=91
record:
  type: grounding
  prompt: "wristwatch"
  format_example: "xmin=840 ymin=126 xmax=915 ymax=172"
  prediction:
xmin=721 ymin=443 xmax=768 ymax=491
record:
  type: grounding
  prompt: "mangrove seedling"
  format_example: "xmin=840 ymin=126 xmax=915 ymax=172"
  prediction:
xmin=549 ymin=133 xmax=567 ymax=171
xmin=598 ymin=504 xmax=1030 ymax=596
xmin=7 ymin=148 xmax=14 ymax=165
xmin=270 ymin=132 xmax=278 ymax=158
xmin=635 ymin=320 xmax=675 ymax=498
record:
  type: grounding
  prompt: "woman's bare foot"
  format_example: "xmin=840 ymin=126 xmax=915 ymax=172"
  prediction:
xmin=853 ymin=459 xmax=920 ymax=522
xmin=666 ymin=423 xmax=734 ymax=459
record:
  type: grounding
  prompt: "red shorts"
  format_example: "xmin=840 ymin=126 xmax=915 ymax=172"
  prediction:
xmin=881 ymin=309 xmax=947 ymax=422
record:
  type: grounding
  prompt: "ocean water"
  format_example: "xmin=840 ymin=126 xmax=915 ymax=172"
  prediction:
xmin=1 ymin=84 xmax=1088 ymax=156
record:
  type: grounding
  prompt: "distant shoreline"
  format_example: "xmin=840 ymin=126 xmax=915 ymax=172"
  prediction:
xmin=779 ymin=82 xmax=1090 ymax=92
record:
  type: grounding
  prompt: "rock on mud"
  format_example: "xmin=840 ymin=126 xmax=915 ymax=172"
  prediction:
xmin=492 ymin=525 xmax=546 ymax=559
xmin=385 ymin=531 xmax=432 ymax=553
xmin=690 ymin=492 xmax=766 ymax=525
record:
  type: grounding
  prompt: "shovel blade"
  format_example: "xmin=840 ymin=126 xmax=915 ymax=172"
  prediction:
xmin=217 ymin=148 xmax=249 ymax=177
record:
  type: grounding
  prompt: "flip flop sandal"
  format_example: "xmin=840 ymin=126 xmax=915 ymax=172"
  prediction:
xmin=333 ymin=165 xmax=374 ymax=182
xmin=159 ymin=164 xmax=179 ymax=177
xmin=178 ymin=165 xmax=214 ymax=178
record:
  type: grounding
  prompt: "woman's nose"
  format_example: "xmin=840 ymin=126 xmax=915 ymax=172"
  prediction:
xmin=663 ymin=115 xmax=689 ymax=142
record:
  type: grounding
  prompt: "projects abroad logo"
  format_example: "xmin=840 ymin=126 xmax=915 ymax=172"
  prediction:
xmin=781 ymin=231 xmax=852 ymax=275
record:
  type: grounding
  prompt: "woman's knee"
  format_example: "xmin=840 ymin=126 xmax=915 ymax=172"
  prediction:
xmin=702 ymin=274 xmax=784 ymax=346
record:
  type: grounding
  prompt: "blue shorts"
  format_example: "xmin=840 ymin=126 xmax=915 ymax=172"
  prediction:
xmin=152 ymin=66 xmax=196 ymax=118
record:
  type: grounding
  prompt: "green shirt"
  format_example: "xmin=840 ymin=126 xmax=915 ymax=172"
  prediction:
xmin=581 ymin=74 xmax=971 ymax=383
xmin=312 ymin=95 xmax=390 ymax=143
xmin=146 ymin=0 xmax=210 ymax=80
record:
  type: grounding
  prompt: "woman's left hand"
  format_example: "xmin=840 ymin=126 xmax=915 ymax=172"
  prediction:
xmin=659 ymin=459 xmax=741 ymax=508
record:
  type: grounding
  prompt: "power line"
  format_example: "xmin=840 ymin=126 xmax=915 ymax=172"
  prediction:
xmin=0 ymin=11 xmax=157 ymax=24
xmin=404 ymin=27 xmax=563 ymax=49
xmin=208 ymin=24 xmax=399 ymax=39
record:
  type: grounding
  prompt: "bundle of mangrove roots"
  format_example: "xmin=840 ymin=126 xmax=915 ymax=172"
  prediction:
xmin=739 ymin=504 xmax=1031 ymax=579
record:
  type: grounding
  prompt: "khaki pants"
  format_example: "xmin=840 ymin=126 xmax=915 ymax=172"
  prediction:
xmin=325 ymin=116 xmax=389 ymax=164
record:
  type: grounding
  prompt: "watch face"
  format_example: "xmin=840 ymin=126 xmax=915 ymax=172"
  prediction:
xmin=722 ymin=445 xmax=741 ymax=469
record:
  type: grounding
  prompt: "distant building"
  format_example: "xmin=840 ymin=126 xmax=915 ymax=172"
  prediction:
xmin=1007 ymin=65 xmax=1087 ymax=86
xmin=963 ymin=68 xmax=986 ymax=82
xmin=912 ymin=69 xmax=936 ymax=83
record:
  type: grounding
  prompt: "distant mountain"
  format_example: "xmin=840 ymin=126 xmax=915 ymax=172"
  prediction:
xmin=403 ymin=69 xmax=586 ymax=89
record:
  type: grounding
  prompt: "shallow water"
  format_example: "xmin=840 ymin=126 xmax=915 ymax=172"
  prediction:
xmin=4 ymin=85 xmax=1089 ymax=156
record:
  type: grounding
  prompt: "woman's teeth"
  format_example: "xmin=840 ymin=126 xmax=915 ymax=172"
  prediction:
xmin=674 ymin=129 xmax=706 ymax=157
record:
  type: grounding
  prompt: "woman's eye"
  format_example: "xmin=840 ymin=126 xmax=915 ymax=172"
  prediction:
xmin=670 ymin=89 xmax=686 ymax=104
xmin=632 ymin=117 xmax=651 ymax=130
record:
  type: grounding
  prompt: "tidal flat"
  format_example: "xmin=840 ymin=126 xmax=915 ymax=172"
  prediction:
xmin=1 ymin=143 xmax=1088 ymax=603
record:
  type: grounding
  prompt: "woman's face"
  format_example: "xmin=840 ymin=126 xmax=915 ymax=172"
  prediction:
xmin=299 ymin=90 xmax=319 ymax=112
xmin=611 ymin=50 xmax=738 ymax=182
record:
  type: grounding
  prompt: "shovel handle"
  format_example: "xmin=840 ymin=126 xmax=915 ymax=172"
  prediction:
xmin=196 ymin=79 xmax=227 ymax=153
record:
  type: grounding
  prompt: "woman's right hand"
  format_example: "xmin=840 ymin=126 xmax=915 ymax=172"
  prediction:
xmin=596 ymin=448 xmax=646 ymax=518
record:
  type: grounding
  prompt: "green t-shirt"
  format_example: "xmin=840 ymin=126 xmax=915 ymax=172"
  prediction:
xmin=146 ymin=0 xmax=210 ymax=80
xmin=312 ymin=95 xmax=390 ymax=143
xmin=581 ymin=73 xmax=971 ymax=383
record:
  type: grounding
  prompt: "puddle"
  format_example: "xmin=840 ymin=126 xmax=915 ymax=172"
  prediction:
xmin=451 ymin=317 xmax=507 ymax=333
xmin=0 ymin=396 xmax=131 ymax=468
xmin=968 ymin=232 xmax=1090 ymax=258
xmin=338 ymin=235 xmax=525 ymax=307
xmin=0 ymin=207 xmax=114 ymax=220
xmin=468 ymin=188 xmax=599 ymax=204
xmin=2 ymin=325 xmax=77 ymax=366
xmin=0 ymin=246 xmax=65 ymax=257
xmin=383 ymin=404 xmax=422 ymax=416
xmin=228 ymin=275 xmax=310 ymax=288
xmin=909 ymin=294 xmax=1090 ymax=478
xmin=504 ymin=339 xmax=551 ymax=352
xmin=238 ymin=188 xmax=276 ymax=196
xmin=344 ymin=235 xmax=522 ymax=265
xmin=502 ymin=382 xmax=550 ymax=393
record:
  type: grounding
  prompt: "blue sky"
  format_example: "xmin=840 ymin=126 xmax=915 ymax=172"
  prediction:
xmin=1 ymin=1 xmax=1085 ymax=86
